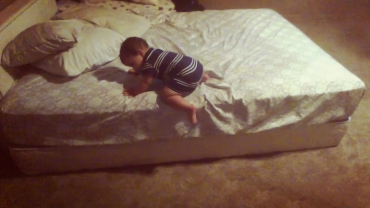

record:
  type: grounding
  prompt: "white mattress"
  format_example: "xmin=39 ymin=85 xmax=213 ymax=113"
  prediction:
xmin=10 ymin=120 xmax=348 ymax=174
xmin=0 ymin=9 xmax=365 ymax=146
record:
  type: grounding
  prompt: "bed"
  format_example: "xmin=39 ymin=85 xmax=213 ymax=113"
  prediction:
xmin=0 ymin=0 xmax=365 ymax=174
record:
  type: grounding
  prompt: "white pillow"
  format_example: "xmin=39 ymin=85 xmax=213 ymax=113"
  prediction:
xmin=1 ymin=19 xmax=87 ymax=67
xmin=129 ymin=0 xmax=159 ymax=5
xmin=80 ymin=0 xmax=158 ymax=5
xmin=79 ymin=0 xmax=115 ymax=3
xmin=54 ymin=6 xmax=152 ymax=37
xmin=32 ymin=26 xmax=124 ymax=77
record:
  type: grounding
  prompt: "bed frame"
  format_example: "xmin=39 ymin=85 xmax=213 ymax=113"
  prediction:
xmin=0 ymin=0 xmax=350 ymax=174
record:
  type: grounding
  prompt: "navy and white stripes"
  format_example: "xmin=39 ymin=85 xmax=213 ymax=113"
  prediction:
xmin=140 ymin=48 xmax=203 ymax=94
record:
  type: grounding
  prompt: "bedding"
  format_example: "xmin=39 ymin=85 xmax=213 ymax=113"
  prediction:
xmin=0 ymin=9 xmax=365 ymax=147
xmin=32 ymin=26 xmax=124 ymax=77
xmin=128 ymin=0 xmax=159 ymax=5
xmin=53 ymin=5 xmax=152 ymax=37
xmin=0 ymin=0 xmax=58 ymax=98
xmin=1 ymin=19 xmax=87 ymax=67
xmin=56 ymin=0 xmax=175 ymax=25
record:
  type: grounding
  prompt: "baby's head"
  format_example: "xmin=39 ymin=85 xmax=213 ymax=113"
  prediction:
xmin=120 ymin=37 xmax=149 ymax=71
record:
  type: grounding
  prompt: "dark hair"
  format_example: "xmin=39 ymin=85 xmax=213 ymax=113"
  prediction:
xmin=120 ymin=37 xmax=149 ymax=58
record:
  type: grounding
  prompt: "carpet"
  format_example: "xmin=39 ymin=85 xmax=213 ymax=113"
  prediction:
xmin=1 ymin=0 xmax=370 ymax=207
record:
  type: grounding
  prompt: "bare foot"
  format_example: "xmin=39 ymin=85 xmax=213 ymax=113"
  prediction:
xmin=201 ymin=73 xmax=209 ymax=83
xmin=188 ymin=105 xmax=197 ymax=124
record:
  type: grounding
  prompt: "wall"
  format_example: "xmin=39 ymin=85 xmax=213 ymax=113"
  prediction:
xmin=0 ymin=0 xmax=17 ymax=12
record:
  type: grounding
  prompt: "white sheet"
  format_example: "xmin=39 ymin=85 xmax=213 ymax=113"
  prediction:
xmin=0 ymin=9 xmax=365 ymax=146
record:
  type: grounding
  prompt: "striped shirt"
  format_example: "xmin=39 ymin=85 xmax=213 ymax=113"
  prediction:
xmin=140 ymin=48 xmax=202 ymax=81
xmin=140 ymin=47 xmax=203 ymax=94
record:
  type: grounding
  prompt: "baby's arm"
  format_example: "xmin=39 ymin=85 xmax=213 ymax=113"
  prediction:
xmin=123 ymin=73 xmax=153 ymax=96
xmin=128 ymin=68 xmax=140 ymax=76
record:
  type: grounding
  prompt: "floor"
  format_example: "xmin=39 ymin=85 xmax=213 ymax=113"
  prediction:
xmin=1 ymin=1 xmax=370 ymax=207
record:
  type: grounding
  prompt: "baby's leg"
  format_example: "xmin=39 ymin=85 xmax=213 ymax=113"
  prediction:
xmin=201 ymin=73 xmax=209 ymax=83
xmin=160 ymin=86 xmax=197 ymax=124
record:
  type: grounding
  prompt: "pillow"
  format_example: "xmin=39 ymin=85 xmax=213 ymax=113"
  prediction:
xmin=1 ymin=19 xmax=87 ymax=67
xmin=79 ymin=0 xmax=115 ymax=3
xmin=54 ymin=6 xmax=152 ymax=37
xmin=129 ymin=0 xmax=159 ymax=5
xmin=68 ymin=0 xmax=158 ymax=5
xmin=32 ymin=26 xmax=124 ymax=77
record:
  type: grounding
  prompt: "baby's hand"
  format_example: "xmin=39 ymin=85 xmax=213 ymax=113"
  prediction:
xmin=123 ymin=89 xmax=133 ymax=97
xmin=123 ymin=88 xmax=137 ymax=97
xmin=128 ymin=69 xmax=140 ymax=76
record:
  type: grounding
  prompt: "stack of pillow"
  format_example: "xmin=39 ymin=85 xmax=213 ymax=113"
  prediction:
xmin=1 ymin=6 xmax=152 ymax=77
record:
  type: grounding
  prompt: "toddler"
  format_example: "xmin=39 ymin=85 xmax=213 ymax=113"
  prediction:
xmin=119 ymin=37 xmax=208 ymax=124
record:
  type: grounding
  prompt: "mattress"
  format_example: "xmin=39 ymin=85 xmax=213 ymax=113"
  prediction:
xmin=0 ymin=9 xmax=365 ymax=147
xmin=10 ymin=120 xmax=348 ymax=174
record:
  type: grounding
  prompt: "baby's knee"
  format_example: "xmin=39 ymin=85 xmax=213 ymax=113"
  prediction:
xmin=159 ymin=89 xmax=167 ymax=99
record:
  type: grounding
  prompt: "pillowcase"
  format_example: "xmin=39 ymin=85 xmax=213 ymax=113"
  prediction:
xmin=79 ymin=0 xmax=115 ymax=3
xmin=32 ymin=26 xmax=124 ymax=77
xmin=73 ymin=0 xmax=158 ymax=5
xmin=54 ymin=6 xmax=152 ymax=37
xmin=1 ymin=19 xmax=87 ymax=67
xmin=128 ymin=0 xmax=159 ymax=5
